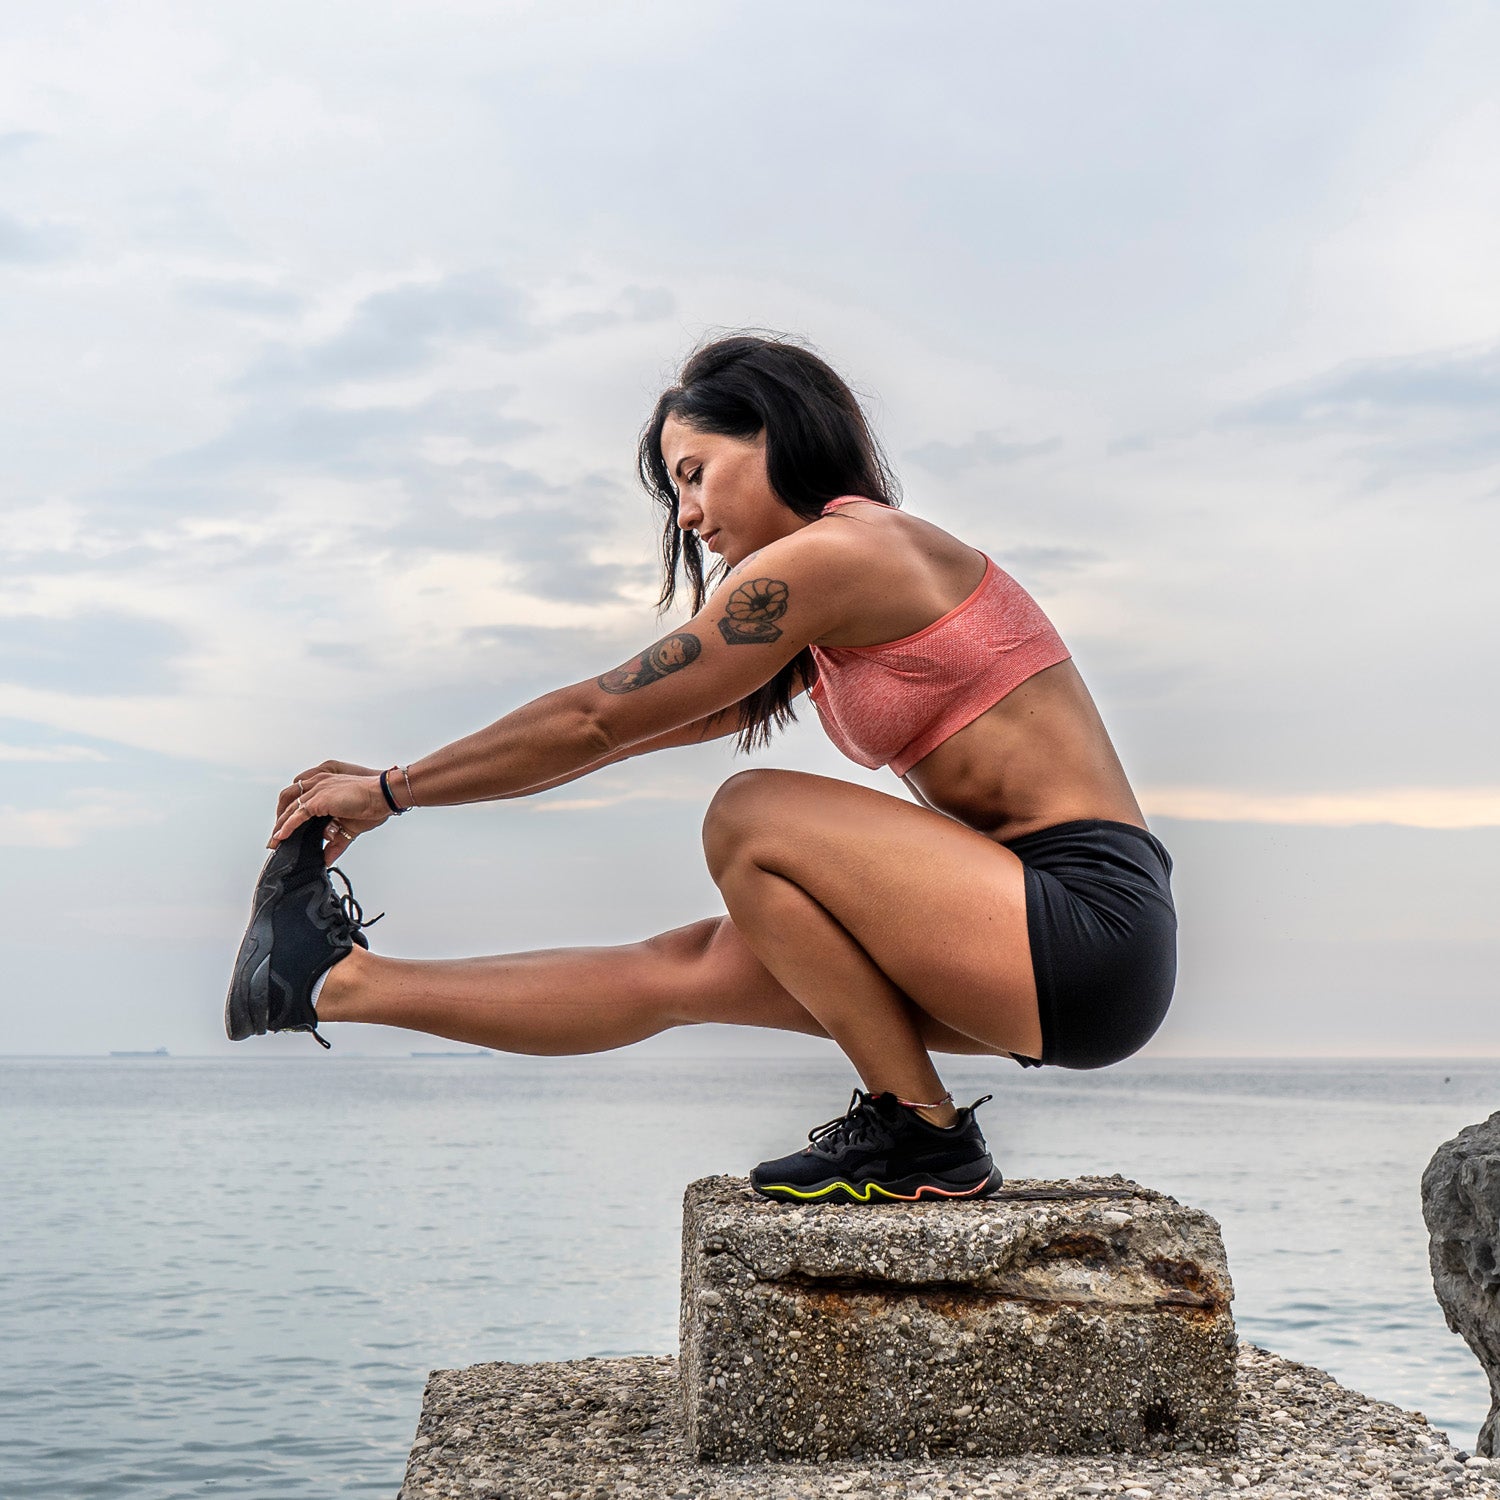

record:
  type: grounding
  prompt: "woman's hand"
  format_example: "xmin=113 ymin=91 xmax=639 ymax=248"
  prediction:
xmin=269 ymin=759 xmax=390 ymax=865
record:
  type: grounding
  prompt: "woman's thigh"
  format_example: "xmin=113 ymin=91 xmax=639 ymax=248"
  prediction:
xmin=701 ymin=768 xmax=1041 ymax=1058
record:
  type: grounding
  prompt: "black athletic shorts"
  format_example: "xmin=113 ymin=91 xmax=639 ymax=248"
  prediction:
xmin=1003 ymin=819 xmax=1177 ymax=1070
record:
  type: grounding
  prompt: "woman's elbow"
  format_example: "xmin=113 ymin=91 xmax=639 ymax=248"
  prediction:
xmin=569 ymin=686 xmax=629 ymax=761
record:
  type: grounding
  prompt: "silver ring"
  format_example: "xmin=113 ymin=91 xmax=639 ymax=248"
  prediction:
xmin=296 ymin=778 xmax=306 ymax=793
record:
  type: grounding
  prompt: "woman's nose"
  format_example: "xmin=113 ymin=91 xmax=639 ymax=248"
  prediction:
xmin=677 ymin=496 xmax=704 ymax=531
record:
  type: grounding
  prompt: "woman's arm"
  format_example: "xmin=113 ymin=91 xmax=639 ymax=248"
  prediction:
xmin=476 ymin=702 xmax=756 ymax=800
xmin=268 ymin=529 xmax=840 ymax=849
xmin=397 ymin=530 xmax=845 ymax=809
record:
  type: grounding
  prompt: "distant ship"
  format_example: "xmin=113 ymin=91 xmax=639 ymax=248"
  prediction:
xmin=109 ymin=1047 xmax=170 ymax=1058
xmin=409 ymin=1049 xmax=492 ymax=1058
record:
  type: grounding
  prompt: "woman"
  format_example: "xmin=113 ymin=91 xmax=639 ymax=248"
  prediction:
xmin=227 ymin=334 xmax=1176 ymax=1204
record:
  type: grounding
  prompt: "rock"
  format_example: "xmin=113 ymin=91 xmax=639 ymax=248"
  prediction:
xmin=679 ymin=1174 xmax=1238 ymax=1462
xmin=1422 ymin=1113 xmax=1500 ymax=1457
xmin=396 ymin=1345 xmax=1500 ymax=1499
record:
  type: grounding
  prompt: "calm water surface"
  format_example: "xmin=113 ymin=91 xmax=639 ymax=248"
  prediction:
xmin=1 ymin=1055 xmax=1495 ymax=1497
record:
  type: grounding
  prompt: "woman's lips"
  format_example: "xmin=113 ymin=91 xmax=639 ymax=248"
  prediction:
xmin=703 ymin=530 xmax=721 ymax=553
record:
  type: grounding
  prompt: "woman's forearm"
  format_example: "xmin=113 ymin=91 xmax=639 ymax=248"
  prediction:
xmin=473 ymin=704 xmax=744 ymax=801
xmin=401 ymin=685 xmax=613 ymax=808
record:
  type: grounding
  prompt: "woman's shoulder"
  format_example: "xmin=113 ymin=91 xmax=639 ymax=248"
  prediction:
xmin=813 ymin=498 xmax=977 ymax=568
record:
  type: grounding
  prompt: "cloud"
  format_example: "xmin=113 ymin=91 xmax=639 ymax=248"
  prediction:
xmin=0 ymin=788 xmax=160 ymax=848
xmin=0 ymin=742 xmax=109 ymax=763
xmin=540 ymin=283 xmax=678 ymax=337
xmin=906 ymin=430 xmax=1060 ymax=479
xmin=167 ymin=386 xmax=537 ymax=479
xmin=1142 ymin=784 xmax=1500 ymax=830
xmin=0 ymin=130 xmax=45 ymax=157
xmin=0 ymin=209 xmax=73 ymax=264
xmin=1231 ymin=342 xmax=1500 ymax=472
xmin=1241 ymin=343 xmax=1500 ymax=424
xmin=237 ymin=271 xmax=538 ymax=391
xmin=175 ymin=278 xmax=304 ymax=317
xmin=0 ymin=612 xmax=192 ymax=696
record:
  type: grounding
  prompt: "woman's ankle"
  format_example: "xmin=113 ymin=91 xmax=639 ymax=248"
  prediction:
xmin=312 ymin=945 xmax=368 ymax=1021
xmin=891 ymin=1087 xmax=959 ymax=1128
xmin=913 ymin=1102 xmax=960 ymax=1128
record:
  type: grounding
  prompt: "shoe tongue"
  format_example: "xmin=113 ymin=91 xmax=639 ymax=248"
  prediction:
xmin=291 ymin=819 xmax=331 ymax=883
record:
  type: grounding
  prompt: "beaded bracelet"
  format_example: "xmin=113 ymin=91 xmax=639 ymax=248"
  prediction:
xmin=379 ymin=767 xmax=407 ymax=815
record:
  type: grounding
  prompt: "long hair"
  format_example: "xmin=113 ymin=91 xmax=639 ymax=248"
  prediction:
xmin=637 ymin=333 xmax=900 ymax=751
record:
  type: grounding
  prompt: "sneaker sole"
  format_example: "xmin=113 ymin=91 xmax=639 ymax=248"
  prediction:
xmin=224 ymin=891 xmax=277 ymax=1041
xmin=750 ymin=1163 xmax=1005 ymax=1205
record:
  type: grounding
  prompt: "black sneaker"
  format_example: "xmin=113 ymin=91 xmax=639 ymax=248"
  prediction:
xmin=749 ymin=1089 xmax=1004 ymax=1204
xmin=224 ymin=816 xmax=382 ymax=1049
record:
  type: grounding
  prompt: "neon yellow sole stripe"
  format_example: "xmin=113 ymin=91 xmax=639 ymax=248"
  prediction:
xmin=756 ymin=1177 xmax=991 ymax=1203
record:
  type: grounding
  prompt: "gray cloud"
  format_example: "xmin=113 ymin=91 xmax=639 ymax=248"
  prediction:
xmin=545 ymin=283 xmax=678 ymax=338
xmin=170 ymin=386 xmax=537 ymax=478
xmin=380 ymin=471 xmax=655 ymax=606
xmin=1232 ymin=344 xmax=1500 ymax=474
xmin=175 ymin=278 xmax=304 ymax=317
xmin=0 ymin=131 xmax=45 ymax=157
xmin=906 ymin=431 xmax=1060 ymax=478
xmin=1241 ymin=345 xmax=1500 ymax=426
xmin=0 ymin=210 xmax=73 ymax=263
xmin=0 ymin=612 xmax=190 ymax=696
xmin=237 ymin=271 xmax=537 ymax=391
xmin=37 ymin=383 xmax=645 ymax=608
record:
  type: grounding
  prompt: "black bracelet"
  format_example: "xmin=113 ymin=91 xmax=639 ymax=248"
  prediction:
xmin=379 ymin=767 xmax=406 ymax=815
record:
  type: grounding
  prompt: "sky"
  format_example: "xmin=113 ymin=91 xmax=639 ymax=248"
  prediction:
xmin=0 ymin=0 xmax=1495 ymax=1057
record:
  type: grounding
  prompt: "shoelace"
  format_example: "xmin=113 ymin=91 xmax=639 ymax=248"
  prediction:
xmin=327 ymin=865 xmax=385 ymax=935
xmin=805 ymin=1089 xmax=890 ymax=1157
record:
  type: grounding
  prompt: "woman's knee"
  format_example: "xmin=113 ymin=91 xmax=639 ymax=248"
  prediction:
xmin=640 ymin=916 xmax=722 ymax=971
xmin=702 ymin=768 xmax=804 ymax=880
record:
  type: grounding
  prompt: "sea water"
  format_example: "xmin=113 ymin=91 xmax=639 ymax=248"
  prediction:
xmin=1 ymin=1054 xmax=1495 ymax=1498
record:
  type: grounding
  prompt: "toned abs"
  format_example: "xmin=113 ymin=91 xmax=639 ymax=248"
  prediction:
xmin=901 ymin=659 xmax=1147 ymax=843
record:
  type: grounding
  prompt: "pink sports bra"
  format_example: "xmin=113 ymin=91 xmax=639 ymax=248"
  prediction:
xmin=807 ymin=497 xmax=1072 ymax=776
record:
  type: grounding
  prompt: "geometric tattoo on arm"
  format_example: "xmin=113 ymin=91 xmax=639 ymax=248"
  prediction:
xmin=597 ymin=632 xmax=703 ymax=693
xmin=717 ymin=577 xmax=789 ymax=646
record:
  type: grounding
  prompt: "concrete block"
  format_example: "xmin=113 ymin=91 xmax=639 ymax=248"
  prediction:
xmin=679 ymin=1174 xmax=1238 ymax=1462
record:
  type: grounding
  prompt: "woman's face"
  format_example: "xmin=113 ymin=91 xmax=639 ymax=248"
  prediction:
xmin=659 ymin=414 xmax=806 ymax=567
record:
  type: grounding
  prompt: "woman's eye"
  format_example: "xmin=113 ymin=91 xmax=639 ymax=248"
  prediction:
xmin=689 ymin=468 xmax=703 ymax=485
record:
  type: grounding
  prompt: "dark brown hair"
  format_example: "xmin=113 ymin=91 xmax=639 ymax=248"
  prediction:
xmin=637 ymin=333 xmax=900 ymax=750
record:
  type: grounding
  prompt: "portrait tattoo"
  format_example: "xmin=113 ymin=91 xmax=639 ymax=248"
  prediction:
xmin=597 ymin=632 xmax=702 ymax=693
xmin=717 ymin=577 xmax=789 ymax=646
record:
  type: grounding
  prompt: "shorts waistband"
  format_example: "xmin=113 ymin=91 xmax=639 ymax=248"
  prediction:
xmin=1001 ymin=818 xmax=1168 ymax=857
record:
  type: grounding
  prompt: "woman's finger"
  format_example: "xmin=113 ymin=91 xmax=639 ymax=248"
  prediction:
xmin=268 ymin=802 xmax=311 ymax=849
xmin=274 ymin=766 xmax=341 ymax=822
xmin=323 ymin=821 xmax=355 ymax=865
